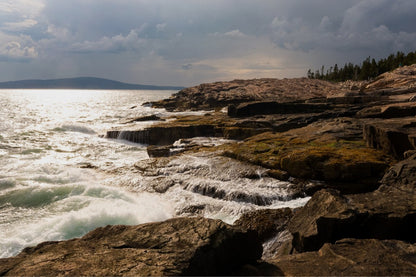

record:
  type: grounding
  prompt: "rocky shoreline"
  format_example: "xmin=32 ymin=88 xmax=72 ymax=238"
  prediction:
xmin=2 ymin=65 xmax=416 ymax=275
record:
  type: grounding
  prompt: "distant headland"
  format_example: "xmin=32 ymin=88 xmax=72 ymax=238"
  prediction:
xmin=0 ymin=77 xmax=184 ymax=90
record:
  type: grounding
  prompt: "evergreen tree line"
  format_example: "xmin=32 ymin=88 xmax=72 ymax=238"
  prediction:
xmin=307 ymin=50 xmax=416 ymax=82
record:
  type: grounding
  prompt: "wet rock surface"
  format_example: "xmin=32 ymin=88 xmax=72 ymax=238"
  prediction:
xmin=133 ymin=151 xmax=306 ymax=207
xmin=0 ymin=217 xmax=262 ymax=276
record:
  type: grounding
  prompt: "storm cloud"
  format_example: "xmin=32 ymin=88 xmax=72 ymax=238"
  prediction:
xmin=0 ymin=0 xmax=415 ymax=86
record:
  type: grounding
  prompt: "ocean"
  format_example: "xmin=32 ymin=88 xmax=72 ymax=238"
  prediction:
xmin=0 ymin=89 xmax=309 ymax=258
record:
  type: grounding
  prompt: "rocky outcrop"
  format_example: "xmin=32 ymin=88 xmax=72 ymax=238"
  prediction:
xmin=268 ymin=239 xmax=416 ymax=276
xmin=363 ymin=64 xmax=416 ymax=92
xmin=234 ymin=208 xmax=293 ymax=242
xmin=106 ymin=124 xmax=219 ymax=145
xmin=288 ymin=187 xmax=416 ymax=253
xmin=363 ymin=117 xmax=416 ymax=159
xmin=149 ymin=78 xmax=348 ymax=111
xmin=96 ymin=64 xmax=416 ymax=276
xmin=0 ymin=217 xmax=262 ymax=276
xmin=223 ymin=120 xmax=392 ymax=193
xmin=381 ymin=153 xmax=416 ymax=186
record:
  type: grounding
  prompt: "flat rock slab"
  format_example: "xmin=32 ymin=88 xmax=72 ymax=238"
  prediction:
xmin=268 ymin=239 xmax=416 ymax=276
xmin=358 ymin=102 xmax=416 ymax=118
xmin=0 ymin=217 xmax=262 ymax=276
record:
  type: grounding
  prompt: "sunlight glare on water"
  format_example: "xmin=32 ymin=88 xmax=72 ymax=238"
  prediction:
xmin=0 ymin=89 xmax=175 ymax=258
xmin=0 ymin=88 xmax=310 ymax=258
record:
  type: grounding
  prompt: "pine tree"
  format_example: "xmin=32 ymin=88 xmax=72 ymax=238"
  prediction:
xmin=307 ymin=50 xmax=416 ymax=82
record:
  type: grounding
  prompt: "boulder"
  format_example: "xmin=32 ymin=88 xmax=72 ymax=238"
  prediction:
xmin=363 ymin=117 xmax=416 ymax=159
xmin=268 ymin=239 xmax=416 ymax=276
xmin=288 ymin=188 xmax=416 ymax=252
xmin=381 ymin=153 xmax=416 ymax=187
xmin=0 ymin=217 xmax=262 ymax=276
xmin=234 ymin=208 xmax=296 ymax=260
xmin=234 ymin=208 xmax=293 ymax=242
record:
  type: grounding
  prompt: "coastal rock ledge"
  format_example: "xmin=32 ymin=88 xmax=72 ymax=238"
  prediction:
xmin=0 ymin=217 xmax=262 ymax=276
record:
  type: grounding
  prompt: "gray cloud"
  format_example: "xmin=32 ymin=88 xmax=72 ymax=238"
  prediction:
xmin=0 ymin=0 xmax=415 ymax=86
xmin=181 ymin=64 xmax=192 ymax=70
xmin=270 ymin=0 xmax=416 ymax=56
xmin=69 ymin=29 xmax=147 ymax=53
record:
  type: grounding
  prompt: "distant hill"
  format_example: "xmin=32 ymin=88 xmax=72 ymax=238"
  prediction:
xmin=0 ymin=77 xmax=184 ymax=90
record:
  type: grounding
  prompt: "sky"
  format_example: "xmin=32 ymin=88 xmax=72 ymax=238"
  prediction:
xmin=0 ymin=0 xmax=415 ymax=87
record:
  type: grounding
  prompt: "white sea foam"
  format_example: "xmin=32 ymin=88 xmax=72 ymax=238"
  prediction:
xmin=0 ymin=89 xmax=311 ymax=259
xmin=0 ymin=185 xmax=173 ymax=258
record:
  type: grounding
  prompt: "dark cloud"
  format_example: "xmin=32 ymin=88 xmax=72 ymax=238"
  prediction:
xmin=181 ymin=64 xmax=192 ymax=70
xmin=270 ymin=0 xmax=416 ymax=57
xmin=0 ymin=0 xmax=415 ymax=86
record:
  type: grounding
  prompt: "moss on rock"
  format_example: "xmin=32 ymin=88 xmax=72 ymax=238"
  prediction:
xmin=224 ymin=132 xmax=393 ymax=186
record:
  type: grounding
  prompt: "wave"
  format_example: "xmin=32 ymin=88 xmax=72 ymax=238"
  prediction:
xmin=0 ymin=185 xmax=173 ymax=258
xmin=0 ymin=179 xmax=16 ymax=191
xmin=54 ymin=125 xmax=96 ymax=134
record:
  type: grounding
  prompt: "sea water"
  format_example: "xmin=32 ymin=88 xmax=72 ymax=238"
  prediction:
xmin=0 ymin=89 xmax=309 ymax=258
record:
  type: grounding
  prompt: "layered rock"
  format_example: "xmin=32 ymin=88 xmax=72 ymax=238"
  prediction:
xmin=107 ymin=124 xmax=219 ymax=145
xmin=0 ymin=217 xmax=262 ymax=276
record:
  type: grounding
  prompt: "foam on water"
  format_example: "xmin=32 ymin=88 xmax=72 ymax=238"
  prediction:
xmin=0 ymin=183 xmax=173 ymax=258
xmin=0 ymin=89 xmax=176 ymax=258
xmin=0 ymin=89 xmax=311 ymax=259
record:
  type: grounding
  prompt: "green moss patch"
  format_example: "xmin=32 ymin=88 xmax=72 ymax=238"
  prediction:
xmin=224 ymin=132 xmax=393 ymax=182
